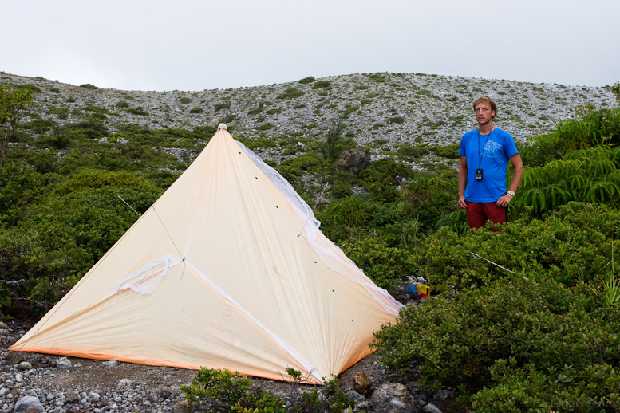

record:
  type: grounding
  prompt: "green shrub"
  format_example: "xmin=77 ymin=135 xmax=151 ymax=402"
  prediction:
xmin=277 ymin=87 xmax=304 ymax=100
xmin=387 ymin=115 xmax=405 ymax=125
xmin=181 ymin=368 xmax=352 ymax=413
xmin=612 ymin=82 xmax=620 ymax=103
xmin=126 ymin=106 xmax=148 ymax=116
xmin=178 ymin=96 xmax=192 ymax=105
xmin=360 ymin=159 xmax=411 ymax=202
xmin=49 ymin=106 xmax=70 ymax=120
xmin=215 ymin=101 xmax=231 ymax=111
xmin=257 ymin=122 xmax=273 ymax=131
xmin=368 ymin=73 xmax=386 ymax=83
xmin=520 ymin=107 xmax=620 ymax=166
xmin=248 ymin=102 xmax=264 ymax=115
xmin=24 ymin=118 xmax=56 ymax=134
xmin=0 ymin=169 xmax=161 ymax=315
xmin=312 ymin=80 xmax=331 ymax=89
xmin=79 ymin=84 xmax=97 ymax=90
xmin=298 ymin=76 xmax=315 ymax=84
xmin=471 ymin=362 xmax=620 ymax=412
xmin=412 ymin=202 xmax=618 ymax=293
xmin=403 ymin=169 xmax=457 ymax=230
xmin=342 ymin=236 xmax=411 ymax=290
xmin=430 ymin=143 xmax=460 ymax=159
xmin=190 ymin=107 xmax=204 ymax=113
xmin=374 ymin=275 xmax=620 ymax=409
xmin=515 ymin=146 xmax=620 ymax=215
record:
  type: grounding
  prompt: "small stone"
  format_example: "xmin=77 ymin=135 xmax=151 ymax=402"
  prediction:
xmin=423 ymin=402 xmax=443 ymax=413
xmin=102 ymin=360 xmax=118 ymax=367
xmin=0 ymin=321 xmax=7 ymax=329
xmin=0 ymin=387 xmax=8 ymax=396
xmin=435 ymin=389 xmax=454 ymax=401
xmin=13 ymin=395 xmax=44 ymax=413
xmin=88 ymin=392 xmax=100 ymax=402
xmin=172 ymin=400 xmax=191 ymax=413
xmin=117 ymin=378 xmax=133 ymax=387
xmin=370 ymin=383 xmax=412 ymax=412
xmin=65 ymin=390 xmax=80 ymax=403
xmin=18 ymin=361 xmax=32 ymax=370
xmin=15 ymin=373 xmax=23 ymax=382
xmin=55 ymin=357 xmax=72 ymax=369
xmin=354 ymin=400 xmax=370 ymax=412
xmin=344 ymin=389 xmax=366 ymax=405
xmin=390 ymin=399 xmax=406 ymax=408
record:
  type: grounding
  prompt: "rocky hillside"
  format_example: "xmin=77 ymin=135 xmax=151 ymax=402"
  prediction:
xmin=1 ymin=71 xmax=615 ymax=149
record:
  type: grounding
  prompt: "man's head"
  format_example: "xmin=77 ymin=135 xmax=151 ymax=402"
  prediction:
xmin=473 ymin=96 xmax=496 ymax=127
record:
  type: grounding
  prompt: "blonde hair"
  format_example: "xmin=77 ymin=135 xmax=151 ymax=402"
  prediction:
xmin=472 ymin=96 xmax=497 ymax=118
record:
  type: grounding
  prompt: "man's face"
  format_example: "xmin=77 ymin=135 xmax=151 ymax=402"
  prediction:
xmin=474 ymin=103 xmax=495 ymax=126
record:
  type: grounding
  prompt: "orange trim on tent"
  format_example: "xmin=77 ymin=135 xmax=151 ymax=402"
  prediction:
xmin=8 ymin=346 xmax=323 ymax=384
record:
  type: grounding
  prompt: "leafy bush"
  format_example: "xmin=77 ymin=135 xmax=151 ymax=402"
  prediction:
xmin=402 ymin=169 xmax=458 ymax=230
xmin=359 ymin=159 xmax=411 ymax=202
xmin=368 ymin=73 xmax=386 ymax=83
xmin=126 ymin=106 xmax=148 ymax=116
xmin=515 ymin=146 xmax=620 ymax=215
xmin=0 ymin=169 xmax=161 ymax=315
xmin=277 ymin=87 xmax=304 ymax=100
xmin=181 ymin=368 xmax=352 ymax=412
xmin=298 ymin=76 xmax=315 ymax=84
xmin=374 ymin=275 xmax=620 ymax=410
xmin=215 ymin=101 xmax=231 ymax=111
xmin=412 ymin=202 xmax=618 ymax=293
xmin=342 ymin=236 xmax=411 ymax=290
xmin=312 ymin=80 xmax=331 ymax=89
xmin=387 ymin=115 xmax=405 ymax=124
xmin=520 ymin=107 xmax=620 ymax=166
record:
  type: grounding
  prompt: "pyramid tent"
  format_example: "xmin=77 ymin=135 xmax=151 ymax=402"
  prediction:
xmin=10 ymin=126 xmax=402 ymax=383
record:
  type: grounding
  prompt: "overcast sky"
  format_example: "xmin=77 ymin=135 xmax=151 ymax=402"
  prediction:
xmin=2 ymin=0 xmax=619 ymax=91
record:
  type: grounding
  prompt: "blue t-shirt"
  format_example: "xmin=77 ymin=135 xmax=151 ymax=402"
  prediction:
xmin=459 ymin=127 xmax=519 ymax=203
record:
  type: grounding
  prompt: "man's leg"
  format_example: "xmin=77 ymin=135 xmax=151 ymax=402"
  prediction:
xmin=483 ymin=203 xmax=507 ymax=225
xmin=466 ymin=202 xmax=486 ymax=229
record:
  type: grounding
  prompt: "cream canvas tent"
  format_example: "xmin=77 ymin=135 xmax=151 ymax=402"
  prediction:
xmin=10 ymin=126 xmax=402 ymax=383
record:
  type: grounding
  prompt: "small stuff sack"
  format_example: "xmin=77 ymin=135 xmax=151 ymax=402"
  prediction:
xmin=405 ymin=281 xmax=431 ymax=300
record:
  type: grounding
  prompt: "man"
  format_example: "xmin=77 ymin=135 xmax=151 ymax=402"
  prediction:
xmin=458 ymin=96 xmax=523 ymax=229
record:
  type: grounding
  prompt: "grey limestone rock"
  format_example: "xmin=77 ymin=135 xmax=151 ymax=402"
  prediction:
xmin=423 ymin=402 xmax=443 ymax=413
xmin=54 ymin=357 xmax=72 ymax=369
xmin=13 ymin=395 xmax=45 ymax=413
xmin=370 ymin=382 xmax=414 ymax=413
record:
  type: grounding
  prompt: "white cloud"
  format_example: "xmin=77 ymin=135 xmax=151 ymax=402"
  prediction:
xmin=2 ymin=0 xmax=618 ymax=90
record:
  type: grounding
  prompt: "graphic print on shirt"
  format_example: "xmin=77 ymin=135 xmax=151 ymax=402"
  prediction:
xmin=483 ymin=140 xmax=503 ymax=163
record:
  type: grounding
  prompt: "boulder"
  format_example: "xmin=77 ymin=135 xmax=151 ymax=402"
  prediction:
xmin=352 ymin=371 xmax=371 ymax=396
xmin=369 ymin=383 xmax=414 ymax=413
xmin=55 ymin=357 xmax=72 ymax=369
xmin=423 ymin=402 xmax=443 ymax=413
xmin=13 ymin=395 xmax=44 ymax=413
xmin=336 ymin=148 xmax=370 ymax=173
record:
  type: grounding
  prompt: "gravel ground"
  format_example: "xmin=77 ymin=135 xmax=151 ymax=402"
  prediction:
xmin=2 ymin=319 xmax=423 ymax=413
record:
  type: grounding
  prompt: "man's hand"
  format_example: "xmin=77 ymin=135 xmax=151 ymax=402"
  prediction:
xmin=458 ymin=196 xmax=467 ymax=209
xmin=496 ymin=194 xmax=513 ymax=207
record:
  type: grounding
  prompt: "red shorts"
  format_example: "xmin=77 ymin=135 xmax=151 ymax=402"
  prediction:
xmin=466 ymin=202 xmax=506 ymax=229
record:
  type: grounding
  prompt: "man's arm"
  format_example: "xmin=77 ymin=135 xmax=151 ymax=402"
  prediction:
xmin=458 ymin=156 xmax=467 ymax=208
xmin=496 ymin=154 xmax=523 ymax=207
